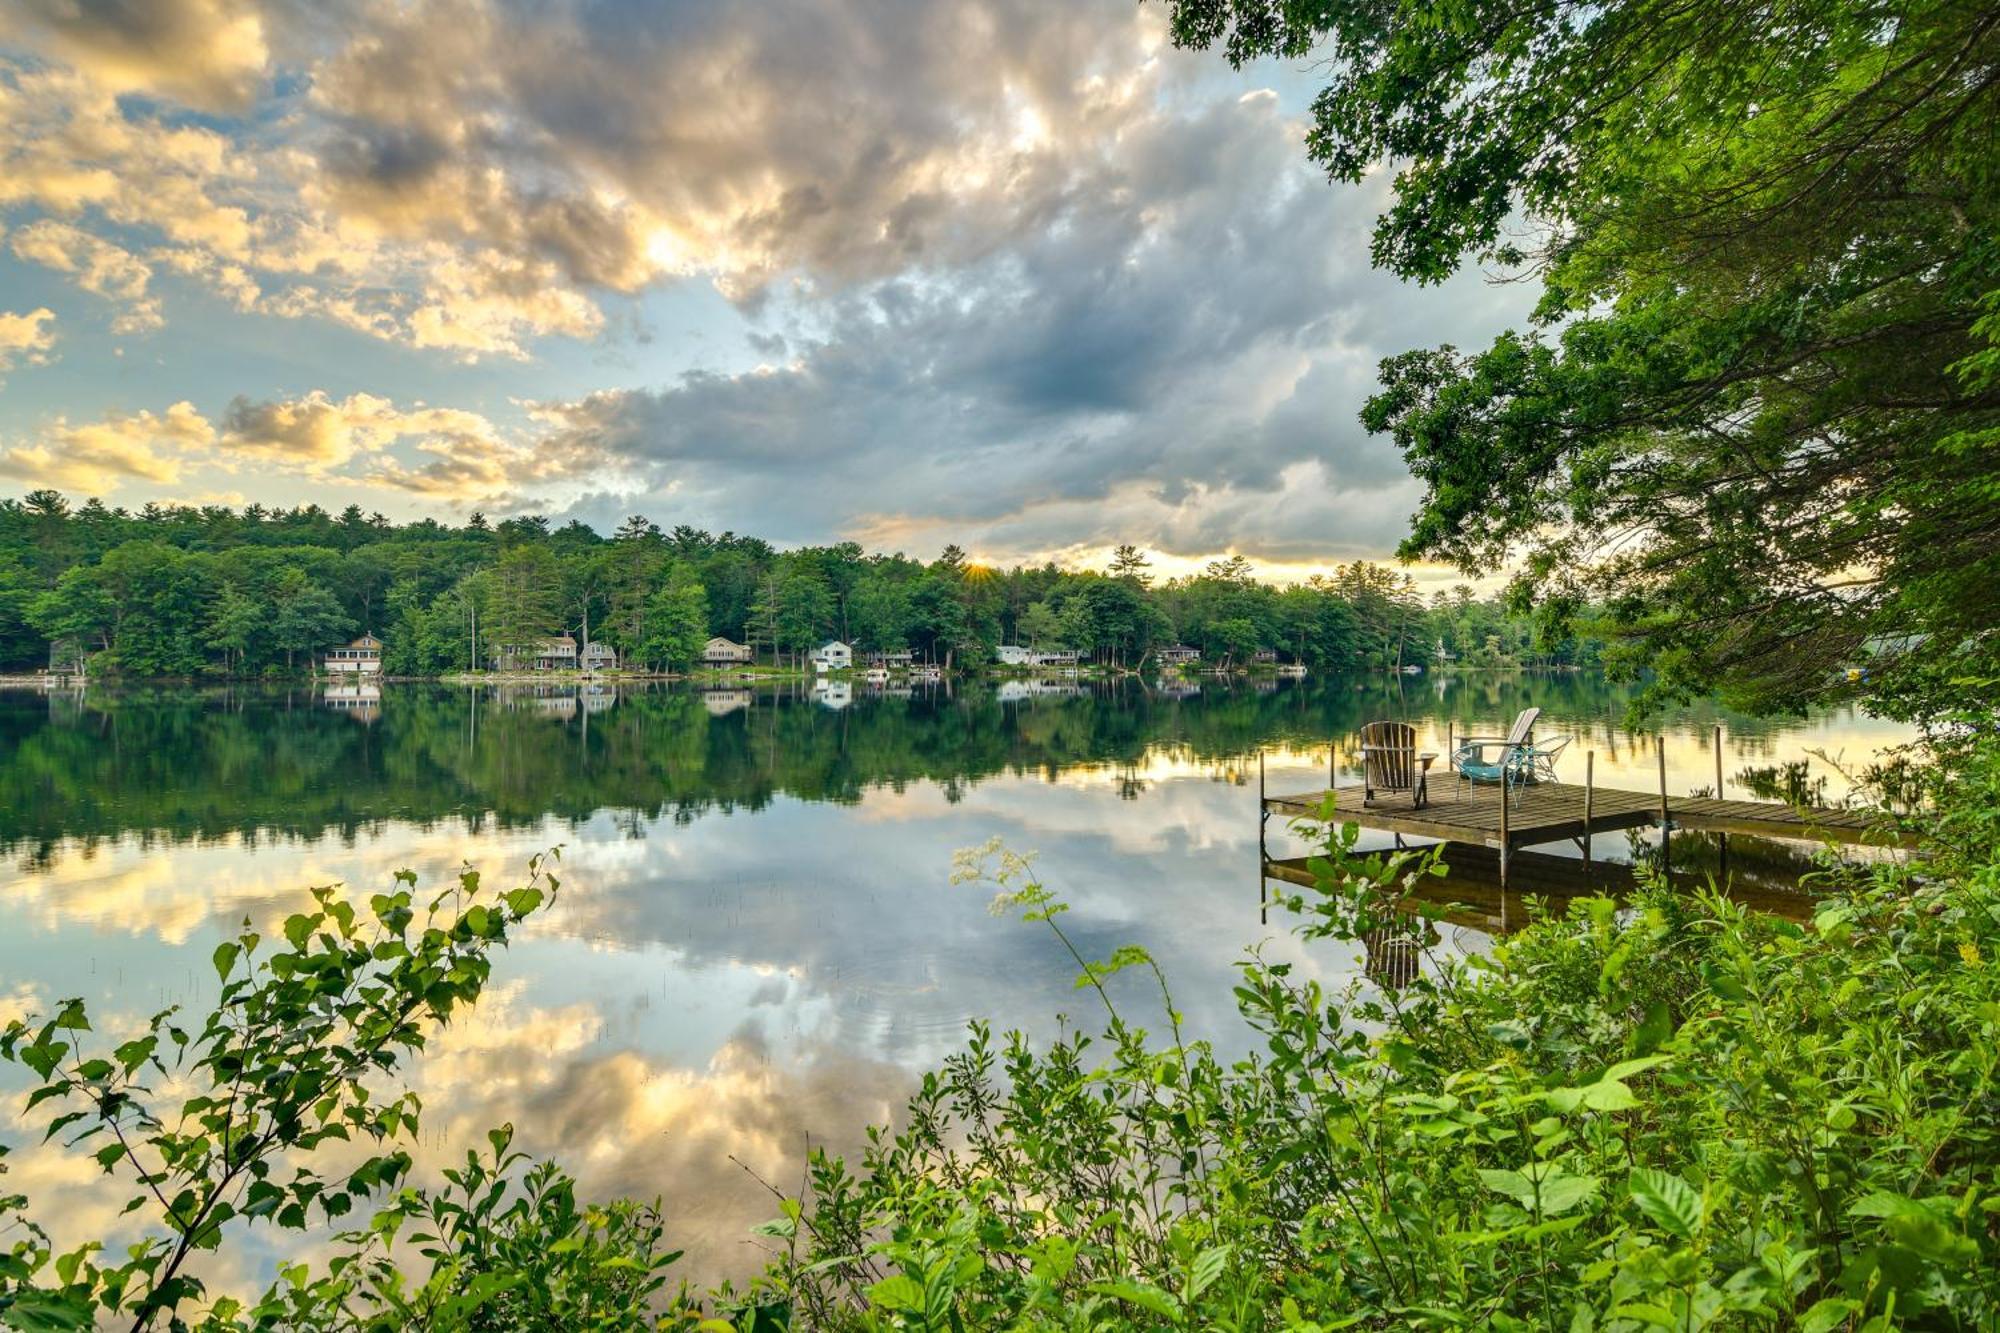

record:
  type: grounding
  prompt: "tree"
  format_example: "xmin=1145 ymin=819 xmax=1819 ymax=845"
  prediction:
xmin=1108 ymin=544 xmax=1153 ymax=586
xmin=205 ymin=584 xmax=265 ymax=675
xmin=1170 ymin=0 xmax=2000 ymax=720
xmin=268 ymin=567 xmax=352 ymax=670
xmin=641 ymin=566 xmax=708 ymax=671
xmin=485 ymin=545 xmax=562 ymax=663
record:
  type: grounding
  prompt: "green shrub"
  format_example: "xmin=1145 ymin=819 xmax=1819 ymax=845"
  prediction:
xmin=722 ymin=748 xmax=2000 ymax=1330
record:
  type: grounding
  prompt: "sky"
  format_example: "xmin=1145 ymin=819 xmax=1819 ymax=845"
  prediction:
xmin=0 ymin=0 xmax=1532 ymax=581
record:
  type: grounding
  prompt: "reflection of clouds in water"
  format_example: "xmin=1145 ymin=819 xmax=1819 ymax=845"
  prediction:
xmin=0 ymin=696 xmax=1919 ymax=1293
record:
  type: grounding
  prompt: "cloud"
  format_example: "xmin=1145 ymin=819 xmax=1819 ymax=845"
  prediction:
xmin=0 ymin=400 xmax=212 ymax=491
xmin=0 ymin=305 xmax=55 ymax=369
xmin=7 ymin=218 xmax=161 ymax=332
xmin=522 ymin=91 xmax=1526 ymax=563
xmin=0 ymin=0 xmax=268 ymax=112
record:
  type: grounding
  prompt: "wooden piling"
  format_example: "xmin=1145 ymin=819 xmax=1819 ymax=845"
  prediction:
xmin=1498 ymin=768 xmax=1511 ymax=886
xmin=1582 ymin=750 xmax=1594 ymax=870
xmin=1714 ymin=724 xmax=1730 ymax=881
xmin=1657 ymin=735 xmax=1670 ymax=873
xmin=1258 ymin=751 xmax=1269 ymax=923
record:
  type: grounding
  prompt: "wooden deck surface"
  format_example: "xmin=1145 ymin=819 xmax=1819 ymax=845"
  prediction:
xmin=1264 ymin=780 xmax=1900 ymax=850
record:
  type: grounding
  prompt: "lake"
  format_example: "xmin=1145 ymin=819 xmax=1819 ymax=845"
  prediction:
xmin=0 ymin=674 xmax=1914 ymax=1288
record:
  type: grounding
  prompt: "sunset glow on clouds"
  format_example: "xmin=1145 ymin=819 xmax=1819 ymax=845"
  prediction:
xmin=0 ymin=0 xmax=1528 ymax=569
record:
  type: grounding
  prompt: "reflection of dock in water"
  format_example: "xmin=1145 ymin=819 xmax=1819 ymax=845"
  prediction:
xmin=1262 ymin=841 xmax=1816 ymax=939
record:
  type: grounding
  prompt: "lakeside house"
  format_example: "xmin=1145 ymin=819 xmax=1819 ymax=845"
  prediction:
xmin=492 ymin=635 xmax=578 ymax=671
xmin=703 ymin=636 xmax=752 ymax=666
xmin=581 ymin=641 xmax=618 ymax=672
xmin=867 ymin=648 xmax=915 ymax=668
xmin=996 ymin=644 xmax=1081 ymax=667
xmin=1157 ymin=644 xmax=1201 ymax=667
xmin=1251 ymin=649 xmax=1278 ymax=665
xmin=811 ymin=640 xmax=854 ymax=671
xmin=323 ymin=633 xmax=383 ymax=675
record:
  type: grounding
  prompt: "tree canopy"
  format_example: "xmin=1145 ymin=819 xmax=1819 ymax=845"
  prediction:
xmin=1169 ymin=0 xmax=2000 ymax=720
xmin=0 ymin=494 xmax=1590 ymax=677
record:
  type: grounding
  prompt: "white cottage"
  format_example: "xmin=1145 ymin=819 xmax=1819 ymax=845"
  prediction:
xmin=810 ymin=640 xmax=853 ymax=671
xmin=324 ymin=633 xmax=383 ymax=675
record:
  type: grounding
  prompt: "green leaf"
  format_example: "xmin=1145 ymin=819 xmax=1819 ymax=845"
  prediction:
xmin=1629 ymin=1168 xmax=1701 ymax=1239
xmin=1088 ymin=1279 xmax=1182 ymax=1319
xmin=212 ymin=940 xmax=240 ymax=981
xmin=865 ymin=1275 xmax=925 ymax=1312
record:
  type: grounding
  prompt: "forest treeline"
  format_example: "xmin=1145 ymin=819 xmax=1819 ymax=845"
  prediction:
xmin=0 ymin=490 xmax=1598 ymax=676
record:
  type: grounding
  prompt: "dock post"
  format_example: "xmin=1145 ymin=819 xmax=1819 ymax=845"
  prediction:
xmin=1258 ymin=751 xmax=1269 ymax=924
xmin=1583 ymin=750 xmax=1594 ymax=872
xmin=1714 ymin=723 xmax=1729 ymax=881
xmin=1657 ymin=735 xmax=1671 ymax=876
xmin=1498 ymin=769 xmax=1511 ymax=887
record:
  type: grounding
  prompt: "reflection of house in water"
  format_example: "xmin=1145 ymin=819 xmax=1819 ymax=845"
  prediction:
xmin=813 ymin=679 xmax=853 ymax=709
xmin=582 ymin=685 xmax=618 ymax=713
xmin=996 ymin=679 xmax=1086 ymax=703
xmin=321 ymin=682 xmax=381 ymax=723
xmin=700 ymin=689 xmax=753 ymax=717
xmin=1154 ymin=679 xmax=1201 ymax=699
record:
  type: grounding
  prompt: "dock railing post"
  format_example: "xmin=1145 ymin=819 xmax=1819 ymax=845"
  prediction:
xmin=1583 ymin=750 xmax=1594 ymax=872
xmin=1657 ymin=735 xmax=1671 ymax=876
xmin=1498 ymin=765 xmax=1511 ymax=886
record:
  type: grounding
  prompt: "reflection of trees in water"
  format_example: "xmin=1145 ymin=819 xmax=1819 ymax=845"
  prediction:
xmin=1734 ymin=761 xmax=1830 ymax=807
xmin=0 ymin=675 xmax=1857 ymax=866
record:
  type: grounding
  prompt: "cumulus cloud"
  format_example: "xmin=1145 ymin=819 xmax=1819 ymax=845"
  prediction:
xmin=0 ymin=305 xmax=55 ymax=370
xmin=8 ymin=218 xmax=161 ymax=332
xmin=522 ymin=92 xmax=1525 ymax=563
xmin=0 ymin=400 xmax=212 ymax=491
xmin=0 ymin=0 xmax=269 ymax=111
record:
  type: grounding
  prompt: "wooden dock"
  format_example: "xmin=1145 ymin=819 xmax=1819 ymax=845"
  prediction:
xmin=1261 ymin=760 xmax=1906 ymax=891
xmin=1265 ymin=780 xmax=1889 ymax=849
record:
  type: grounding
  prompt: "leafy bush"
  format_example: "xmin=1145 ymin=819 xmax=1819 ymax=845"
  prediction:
xmin=0 ymin=853 xmax=689 ymax=1332
xmin=724 ymin=749 xmax=2000 ymax=1329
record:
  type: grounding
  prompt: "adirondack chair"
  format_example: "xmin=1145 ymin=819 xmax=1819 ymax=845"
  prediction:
xmin=1451 ymin=706 xmax=1545 ymax=799
xmin=1360 ymin=720 xmax=1435 ymax=810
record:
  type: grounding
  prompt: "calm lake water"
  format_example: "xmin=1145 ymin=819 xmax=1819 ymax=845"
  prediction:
xmin=0 ymin=675 xmax=1915 ymax=1288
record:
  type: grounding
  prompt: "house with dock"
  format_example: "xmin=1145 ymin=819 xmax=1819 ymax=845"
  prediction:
xmin=1157 ymin=644 xmax=1201 ymax=667
xmin=323 ymin=633 xmax=383 ymax=675
xmin=868 ymin=648 xmax=915 ymax=669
